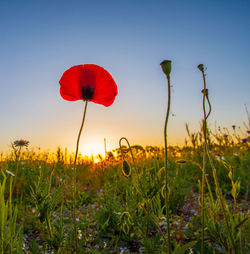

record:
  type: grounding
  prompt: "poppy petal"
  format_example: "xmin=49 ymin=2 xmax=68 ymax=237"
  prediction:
xmin=59 ymin=64 xmax=118 ymax=107
xmin=89 ymin=65 xmax=118 ymax=106
xmin=60 ymin=87 xmax=78 ymax=101
xmin=59 ymin=65 xmax=84 ymax=100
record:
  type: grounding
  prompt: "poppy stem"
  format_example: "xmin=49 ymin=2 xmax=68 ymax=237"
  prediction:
xmin=164 ymin=73 xmax=171 ymax=253
xmin=201 ymin=72 xmax=207 ymax=254
xmin=73 ymin=100 xmax=88 ymax=252
xmin=199 ymin=68 xmax=237 ymax=254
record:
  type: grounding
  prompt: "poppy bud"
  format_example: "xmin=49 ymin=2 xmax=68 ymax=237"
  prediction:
xmin=160 ymin=60 xmax=172 ymax=76
xmin=82 ymin=86 xmax=94 ymax=101
xmin=122 ymin=160 xmax=131 ymax=177
xmin=201 ymin=88 xmax=208 ymax=97
xmin=176 ymin=160 xmax=187 ymax=164
xmin=197 ymin=64 xmax=204 ymax=72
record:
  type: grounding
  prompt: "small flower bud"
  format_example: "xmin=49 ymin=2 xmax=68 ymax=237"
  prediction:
xmin=160 ymin=60 xmax=172 ymax=76
xmin=201 ymin=88 xmax=208 ymax=97
xmin=197 ymin=64 xmax=204 ymax=72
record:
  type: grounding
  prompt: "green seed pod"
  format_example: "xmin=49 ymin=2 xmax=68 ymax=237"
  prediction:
xmin=160 ymin=60 xmax=172 ymax=76
xmin=197 ymin=64 xmax=204 ymax=72
xmin=122 ymin=160 xmax=131 ymax=177
xmin=176 ymin=159 xmax=187 ymax=164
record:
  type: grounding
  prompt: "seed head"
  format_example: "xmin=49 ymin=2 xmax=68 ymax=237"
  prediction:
xmin=197 ymin=64 xmax=204 ymax=72
xmin=160 ymin=60 xmax=172 ymax=76
xmin=13 ymin=139 xmax=29 ymax=147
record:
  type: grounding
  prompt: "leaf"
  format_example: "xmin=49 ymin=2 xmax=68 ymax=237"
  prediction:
xmin=234 ymin=217 xmax=249 ymax=230
xmin=173 ymin=241 xmax=197 ymax=254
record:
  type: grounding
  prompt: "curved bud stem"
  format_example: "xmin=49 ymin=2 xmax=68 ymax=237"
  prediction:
xmin=119 ymin=137 xmax=138 ymax=176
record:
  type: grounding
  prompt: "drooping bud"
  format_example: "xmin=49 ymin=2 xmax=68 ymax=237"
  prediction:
xmin=160 ymin=60 xmax=172 ymax=76
xmin=122 ymin=160 xmax=131 ymax=177
xmin=201 ymin=88 xmax=208 ymax=97
xmin=197 ymin=64 xmax=204 ymax=72
xmin=82 ymin=86 xmax=94 ymax=100
xmin=176 ymin=160 xmax=187 ymax=164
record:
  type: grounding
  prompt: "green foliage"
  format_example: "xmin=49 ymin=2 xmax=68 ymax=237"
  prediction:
xmin=204 ymin=176 xmax=250 ymax=253
xmin=0 ymin=170 xmax=23 ymax=254
xmin=30 ymin=167 xmax=65 ymax=251
xmin=172 ymin=240 xmax=197 ymax=254
xmin=141 ymin=234 xmax=164 ymax=253
xmin=78 ymin=190 xmax=96 ymax=206
xmin=0 ymin=134 xmax=249 ymax=253
xmin=94 ymin=183 xmax=124 ymax=235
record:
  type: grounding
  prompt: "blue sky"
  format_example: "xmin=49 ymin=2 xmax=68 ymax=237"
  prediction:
xmin=0 ymin=0 xmax=249 ymax=155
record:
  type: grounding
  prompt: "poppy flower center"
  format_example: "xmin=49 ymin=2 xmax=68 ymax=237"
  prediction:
xmin=82 ymin=86 xmax=94 ymax=100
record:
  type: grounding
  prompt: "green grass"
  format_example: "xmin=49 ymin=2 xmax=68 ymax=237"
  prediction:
xmin=0 ymin=128 xmax=249 ymax=253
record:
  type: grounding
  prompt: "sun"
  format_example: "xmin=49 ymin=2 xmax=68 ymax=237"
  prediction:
xmin=93 ymin=158 xmax=99 ymax=163
xmin=80 ymin=142 xmax=105 ymax=158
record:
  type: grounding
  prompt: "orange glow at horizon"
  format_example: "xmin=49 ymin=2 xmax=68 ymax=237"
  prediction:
xmin=79 ymin=142 xmax=105 ymax=158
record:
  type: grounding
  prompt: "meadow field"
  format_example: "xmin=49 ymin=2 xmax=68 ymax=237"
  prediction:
xmin=0 ymin=62 xmax=249 ymax=254
xmin=1 ymin=0 xmax=250 ymax=253
xmin=0 ymin=123 xmax=249 ymax=253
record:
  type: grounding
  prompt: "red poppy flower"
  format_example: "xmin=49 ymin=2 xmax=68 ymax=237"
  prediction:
xmin=59 ymin=64 xmax=118 ymax=107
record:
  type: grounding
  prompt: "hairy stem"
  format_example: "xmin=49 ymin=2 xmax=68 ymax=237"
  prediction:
xmin=73 ymin=101 xmax=88 ymax=252
xmin=200 ymin=70 xmax=237 ymax=254
xmin=164 ymin=74 xmax=171 ymax=253
xmin=201 ymin=72 xmax=207 ymax=254
xmin=12 ymin=146 xmax=21 ymax=197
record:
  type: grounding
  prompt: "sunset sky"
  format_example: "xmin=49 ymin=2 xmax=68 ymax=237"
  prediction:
xmin=0 ymin=0 xmax=249 ymax=156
